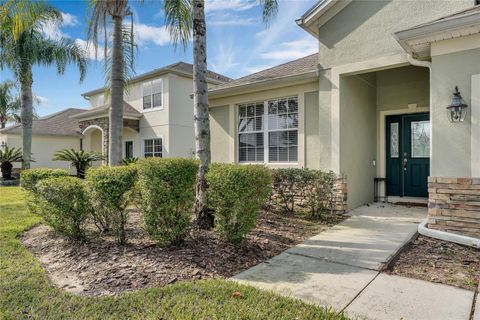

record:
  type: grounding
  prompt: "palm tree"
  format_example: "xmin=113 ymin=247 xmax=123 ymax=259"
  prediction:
xmin=0 ymin=1 xmax=87 ymax=170
xmin=53 ymin=149 xmax=104 ymax=179
xmin=0 ymin=81 xmax=20 ymax=129
xmin=87 ymin=0 xmax=137 ymax=166
xmin=0 ymin=146 xmax=22 ymax=180
xmin=0 ymin=80 xmax=41 ymax=128
xmin=163 ymin=0 xmax=278 ymax=228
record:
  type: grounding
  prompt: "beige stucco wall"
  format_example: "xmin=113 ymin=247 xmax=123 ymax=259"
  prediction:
xmin=430 ymin=47 xmax=480 ymax=177
xmin=2 ymin=134 xmax=80 ymax=169
xmin=209 ymin=81 xmax=319 ymax=167
xmin=87 ymin=73 xmax=197 ymax=159
xmin=340 ymin=73 xmax=377 ymax=208
xmin=317 ymin=0 xmax=473 ymax=69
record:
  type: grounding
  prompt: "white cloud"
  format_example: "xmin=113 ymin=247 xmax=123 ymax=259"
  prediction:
xmin=208 ymin=17 xmax=257 ymax=26
xmin=35 ymin=95 xmax=49 ymax=105
xmin=210 ymin=41 xmax=239 ymax=74
xmin=134 ymin=23 xmax=172 ymax=46
xmin=259 ymin=37 xmax=317 ymax=61
xmin=75 ymin=39 xmax=104 ymax=61
xmin=42 ymin=12 xmax=78 ymax=40
xmin=205 ymin=0 xmax=257 ymax=13
xmin=61 ymin=12 xmax=79 ymax=27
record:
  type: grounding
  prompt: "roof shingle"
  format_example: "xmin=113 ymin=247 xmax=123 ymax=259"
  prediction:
xmin=0 ymin=108 xmax=85 ymax=137
xmin=210 ymin=53 xmax=318 ymax=92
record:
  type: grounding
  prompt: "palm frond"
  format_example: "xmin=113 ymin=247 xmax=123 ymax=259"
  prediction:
xmin=259 ymin=0 xmax=278 ymax=27
xmin=0 ymin=146 xmax=23 ymax=162
xmin=163 ymin=0 xmax=192 ymax=50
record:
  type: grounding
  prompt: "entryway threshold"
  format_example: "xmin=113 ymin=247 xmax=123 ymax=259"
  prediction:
xmin=386 ymin=196 xmax=428 ymax=205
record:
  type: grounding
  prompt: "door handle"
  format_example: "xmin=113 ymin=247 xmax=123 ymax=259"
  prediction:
xmin=403 ymin=152 xmax=408 ymax=171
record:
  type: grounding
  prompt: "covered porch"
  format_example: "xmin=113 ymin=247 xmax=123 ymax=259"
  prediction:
xmin=72 ymin=102 xmax=142 ymax=164
xmin=337 ymin=63 xmax=431 ymax=209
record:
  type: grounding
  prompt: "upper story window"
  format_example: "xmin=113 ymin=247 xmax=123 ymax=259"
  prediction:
xmin=238 ymin=96 xmax=298 ymax=163
xmin=143 ymin=79 xmax=162 ymax=110
xmin=97 ymin=94 xmax=104 ymax=106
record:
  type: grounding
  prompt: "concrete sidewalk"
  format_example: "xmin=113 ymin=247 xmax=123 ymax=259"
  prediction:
xmin=233 ymin=203 xmax=476 ymax=320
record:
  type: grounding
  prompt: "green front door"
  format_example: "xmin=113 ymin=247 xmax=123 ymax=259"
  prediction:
xmin=386 ymin=113 xmax=430 ymax=198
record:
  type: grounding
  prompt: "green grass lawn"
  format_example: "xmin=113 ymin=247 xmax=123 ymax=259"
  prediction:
xmin=0 ymin=186 xmax=348 ymax=320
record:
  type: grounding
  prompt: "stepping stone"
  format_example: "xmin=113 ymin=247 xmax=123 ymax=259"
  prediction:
xmin=345 ymin=273 xmax=474 ymax=320
xmin=233 ymin=252 xmax=378 ymax=311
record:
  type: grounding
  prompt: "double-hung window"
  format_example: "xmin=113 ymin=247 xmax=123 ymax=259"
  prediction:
xmin=144 ymin=138 xmax=162 ymax=158
xmin=237 ymin=96 xmax=298 ymax=163
xmin=143 ymin=79 xmax=162 ymax=110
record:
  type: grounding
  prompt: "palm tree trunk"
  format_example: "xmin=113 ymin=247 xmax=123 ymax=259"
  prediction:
xmin=1 ymin=122 xmax=5 ymax=129
xmin=20 ymin=68 xmax=33 ymax=169
xmin=192 ymin=0 xmax=213 ymax=229
xmin=108 ymin=15 xmax=124 ymax=166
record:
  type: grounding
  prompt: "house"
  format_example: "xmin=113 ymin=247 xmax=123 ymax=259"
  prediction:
xmin=208 ymin=0 xmax=480 ymax=238
xmin=77 ymin=62 xmax=230 ymax=163
xmin=0 ymin=62 xmax=230 ymax=168
xmin=0 ymin=108 xmax=85 ymax=169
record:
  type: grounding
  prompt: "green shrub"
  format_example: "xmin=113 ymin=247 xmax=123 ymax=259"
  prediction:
xmin=21 ymin=168 xmax=70 ymax=193
xmin=86 ymin=166 xmax=137 ymax=244
xmin=207 ymin=164 xmax=271 ymax=244
xmin=137 ymin=158 xmax=198 ymax=246
xmin=270 ymin=168 xmax=312 ymax=213
xmin=31 ymin=176 xmax=90 ymax=240
xmin=270 ymin=168 xmax=336 ymax=215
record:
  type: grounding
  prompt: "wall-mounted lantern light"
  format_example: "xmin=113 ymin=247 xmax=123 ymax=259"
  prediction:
xmin=0 ymin=141 xmax=6 ymax=149
xmin=447 ymin=86 xmax=468 ymax=123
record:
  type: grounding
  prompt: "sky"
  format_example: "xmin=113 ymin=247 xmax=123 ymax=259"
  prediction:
xmin=0 ymin=0 xmax=318 ymax=116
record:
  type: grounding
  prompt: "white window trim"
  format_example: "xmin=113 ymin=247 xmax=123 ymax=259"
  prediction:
xmin=237 ymin=96 xmax=299 ymax=165
xmin=141 ymin=136 xmax=164 ymax=158
xmin=142 ymin=78 xmax=164 ymax=112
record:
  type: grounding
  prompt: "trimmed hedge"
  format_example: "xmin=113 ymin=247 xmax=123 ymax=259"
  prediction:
xmin=86 ymin=165 xmax=137 ymax=244
xmin=207 ymin=164 xmax=271 ymax=244
xmin=137 ymin=158 xmax=198 ymax=246
xmin=31 ymin=176 xmax=90 ymax=240
xmin=21 ymin=168 xmax=70 ymax=193
xmin=270 ymin=168 xmax=336 ymax=215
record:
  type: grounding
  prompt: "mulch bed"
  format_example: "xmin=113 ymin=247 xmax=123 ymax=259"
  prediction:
xmin=21 ymin=210 xmax=344 ymax=296
xmin=385 ymin=235 xmax=480 ymax=291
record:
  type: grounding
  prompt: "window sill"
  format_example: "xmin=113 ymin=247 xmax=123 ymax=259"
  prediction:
xmin=142 ymin=107 xmax=164 ymax=113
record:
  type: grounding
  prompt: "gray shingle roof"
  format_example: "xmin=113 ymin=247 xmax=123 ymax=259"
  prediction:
xmin=71 ymin=102 xmax=142 ymax=120
xmin=0 ymin=108 xmax=85 ymax=137
xmin=210 ymin=53 xmax=318 ymax=92
xmin=82 ymin=61 xmax=232 ymax=97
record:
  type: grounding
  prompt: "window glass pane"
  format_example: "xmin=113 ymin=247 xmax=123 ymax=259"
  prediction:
xmin=152 ymin=79 xmax=162 ymax=94
xmin=390 ymin=123 xmax=399 ymax=158
xmin=278 ymin=99 xmax=287 ymax=114
xmin=411 ymin=120 xmax=430 ymax=158
xmin=143 ymin=95 xmax=152 ymax=109
xmin=153 ymin=93 xmax=162 ymax=108
xmin=143 ymin=82 xmax=152 ymax=96
xmin=247 ymin=104 xmax=255 ymax=117
xmin=288 ymin=98 xmax=298 ymax=113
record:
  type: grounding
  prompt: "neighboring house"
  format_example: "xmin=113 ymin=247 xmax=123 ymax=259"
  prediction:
xmin=208 ymin=0 xmax=480 ymax=238
xmin=77 ymin=62 xmax=230 ymax=162
xmin=0 ymin=108 xmax=84 ymax=169
xmin=0 ymin=62 xmax=230 ymax=169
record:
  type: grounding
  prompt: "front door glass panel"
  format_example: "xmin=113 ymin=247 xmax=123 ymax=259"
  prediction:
xmin=411 ymin=120 xmax=430 ymax=158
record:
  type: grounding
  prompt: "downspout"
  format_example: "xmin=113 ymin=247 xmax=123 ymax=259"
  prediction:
xmin=419 ymin=220 xmax=480 ymax=249
xmin=408 ymin=54 xmax=480 ymax=249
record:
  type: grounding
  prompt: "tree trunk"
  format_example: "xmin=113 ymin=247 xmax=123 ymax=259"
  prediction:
xmin=192 ymin=0 xmax=214 ymax=229
xmin=1 ymin=121 xmax=5 ymax=129
xmin=108 ymin=15 xmax=124 ymax=166
xmin=20 ymin=68 xmax=33 ymax=170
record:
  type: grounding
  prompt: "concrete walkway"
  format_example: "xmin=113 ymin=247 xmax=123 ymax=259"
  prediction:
xmin=233 ymin=203 xmax=476 ymax=320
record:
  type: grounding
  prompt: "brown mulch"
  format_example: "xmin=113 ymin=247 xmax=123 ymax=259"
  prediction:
xmin=21 ymin=210 xmax=344 ymax=296
xmin=385 ymin=235 xmax=480 ymax=291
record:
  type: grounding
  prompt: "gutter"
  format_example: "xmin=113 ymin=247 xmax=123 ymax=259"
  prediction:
xmin=418 ymin=219 xmax=480 ymax=249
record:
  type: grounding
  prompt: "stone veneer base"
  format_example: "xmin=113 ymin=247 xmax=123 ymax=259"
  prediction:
xmin=427 ymin=177 xmax=480 ymax=239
